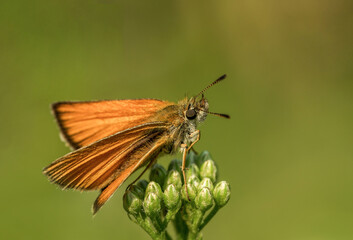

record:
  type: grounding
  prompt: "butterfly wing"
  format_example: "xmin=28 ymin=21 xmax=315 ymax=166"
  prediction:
xmin=52 ymin=99 xmax=173 ymax=149
xmin=43 ymin=122 xmax=170 ymax=212
xmin=44 ymin=122 xmax=169 ymax=190
xmin=92 ymin=132 xmax=169 ymax=214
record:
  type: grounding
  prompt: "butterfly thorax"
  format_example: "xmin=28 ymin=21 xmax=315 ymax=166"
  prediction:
xmin=147 ymin=97 xmax=209 ymax=153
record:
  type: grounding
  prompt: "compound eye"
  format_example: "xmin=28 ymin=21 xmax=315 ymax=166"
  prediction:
xmin=186 ymin=109 xmax=197 ymax=120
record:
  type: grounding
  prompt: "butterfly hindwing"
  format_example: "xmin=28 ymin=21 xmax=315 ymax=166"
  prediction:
xmin=92 ymin=134 xmax=169 ymax=214
xmin=43 ymin=122 xmax=170 ymax=191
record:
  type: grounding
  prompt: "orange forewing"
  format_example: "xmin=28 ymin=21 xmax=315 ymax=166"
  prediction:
xmin=52 ymin=99 xmax=173 ymax=149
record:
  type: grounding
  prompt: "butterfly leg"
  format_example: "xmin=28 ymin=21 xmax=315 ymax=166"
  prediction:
xmin=181 ymin=130 xmax=201 ymax=200
xmin=181 ymin=146 xmax=189 ymax=200
xmin=187 ymin=130 xmax=200 ymax=152
xmin=191 ymin=147 xmax=198 ymax=155
xmin=127 ymin=158 xmax=156 ymax=189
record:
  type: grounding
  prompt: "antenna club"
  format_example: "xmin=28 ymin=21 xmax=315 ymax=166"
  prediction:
xmin=207 ymin=112 xmax=231 ymax=119
xmin=218 ymin=74 xmax=227 ymax=81
xmin=195 ymin=74 xmax=228 ymax=98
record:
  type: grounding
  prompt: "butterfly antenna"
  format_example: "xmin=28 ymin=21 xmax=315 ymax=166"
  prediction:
xmin=205 ymin=110 xmax=230 ymax=119
xmin=195 ymin=74 xmax=227 ymax=98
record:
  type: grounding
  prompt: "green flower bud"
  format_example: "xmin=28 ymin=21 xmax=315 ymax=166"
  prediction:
xmin=200 ymin=160 xmax=217 ymax=183
xmin=163 ymin=184 xmax=180 ymax=209
xmin=186 ymin=163 xmax=200 ymax=179
xmin=123 ymin=189 xmax=143 ymax=215
xmin=185 ymin=151 xmax=197 ymax=167
xmin=145 ymin=181 xmax=163 ymax=199
xmin=187 ymin=174 xmax=200 ymax=189
xmin=135 ymin=179 xmax=149 ymax=193
xmin=164 ymin=170 xmax=182 ymax=191
xmin=195 ymin=187 xmax=214 ymax=212
xmin=213 ymin=181 xmax=231 ymax=207
xmin=198 ymin=177 xmax=214 ymax=192
xmin=167 ymin=159 xmax=182 ymax=174
xmin=181 ymin=183 xmax=197 ymax=201
xmin=143 ymin=192 xmax=161 ymax=217
xmin=149 ymin=164 xmax=167 ymax=188
xmin=129 ymin=185 xmax=145 ymax=199
xmin=195 ymin=150 xmax=213 ymax=167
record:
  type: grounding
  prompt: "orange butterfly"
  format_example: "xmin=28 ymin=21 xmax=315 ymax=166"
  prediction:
xmin=43 ymin=75 xmax=230 ymax=214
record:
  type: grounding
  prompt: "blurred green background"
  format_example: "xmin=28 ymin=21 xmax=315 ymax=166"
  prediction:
xmin=1 ymin=0 xmax=352 ymax=239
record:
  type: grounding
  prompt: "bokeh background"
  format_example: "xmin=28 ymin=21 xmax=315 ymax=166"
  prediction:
xmin=1 ymin=1 xmax=352 ymax=239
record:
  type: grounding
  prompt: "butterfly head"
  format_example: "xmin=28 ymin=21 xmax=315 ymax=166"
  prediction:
xmin=184 ymin=74 xmax=231 ymax=123
xmin=185 ymin=94 xmax=209 ymax=123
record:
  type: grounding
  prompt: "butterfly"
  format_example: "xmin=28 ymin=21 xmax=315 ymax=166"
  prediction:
xmin=43 ymin=74 xmax=230 ymax=214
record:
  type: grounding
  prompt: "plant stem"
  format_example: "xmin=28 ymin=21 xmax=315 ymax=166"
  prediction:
xmin=151 ymin=215 xmax=164 ymax=233
xmin=165 ymin=231 xmax=172 ymax=240
xmin=190 ymin=210 xmax=204 ymax=235
xmin=199 ymin=206 xmax=219 ymax=231
xmin=174 ymin=211 xmax=188 ymax=240
xmin=135 ymin=214 xmax=160 ymax=239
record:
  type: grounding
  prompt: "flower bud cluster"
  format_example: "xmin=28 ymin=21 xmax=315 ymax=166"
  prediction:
xmin=123 ymin=151 xmax=230 ymax=240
